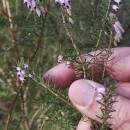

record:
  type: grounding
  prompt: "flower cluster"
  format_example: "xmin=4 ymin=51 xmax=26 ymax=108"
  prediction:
xmin=16 ymin=64 xmax=28 ymax=83
xmin=95 ymin=87 xmax=106 ymax=101
xmin=23 ymin=0 xmax=73 ymax=24
xmin=111 ymin=0 xmax=124 ymax=42
xmin=113 ymin=21 xmax=125 ymax=42
xmin=54 ymin=0 xmax=72 ymax=18
xmin=54 ymin=0 xmax=71 ymax=9
xmin=23 ymin=0 xmax=44 ymax=17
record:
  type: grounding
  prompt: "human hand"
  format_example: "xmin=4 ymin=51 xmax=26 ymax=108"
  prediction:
xmin=43 ymin=47 xmax=130 ymax=130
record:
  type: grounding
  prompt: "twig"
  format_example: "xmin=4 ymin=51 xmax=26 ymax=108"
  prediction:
xmin=32 ymin=76 xmax=74 ymax=108
xmin=96 ymin=0 xmax=112 ymax=48
xmin=101 ymin=28 xmax=114 ymax=79
xmin=29 ymin=0 xmax=51 ymax=63
xmin=2 ymin=0 xmax=20 ymax=61
xmin=61 ymin=8 xmax=86 ymax=78
xmin=29 ymin=108 xmax=42 ymax=128
xmin=0 ymin=33 xmax=32 ymax=56
xmin=6 ymin=83 xmax=23 ymax=130
xmin=20 ymin=89 xmax=30 ymax=130
xmin=38 ymin=106 xmax=51 ymax=130
xmin=91 ymin=0 xmax=112 ymax=80
xmin=31 ymin=76 xmax=93 ymax=127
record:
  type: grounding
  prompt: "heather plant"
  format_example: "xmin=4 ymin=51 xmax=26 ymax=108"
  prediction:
xmin=0 ymin=0 xmax=130 ymax=130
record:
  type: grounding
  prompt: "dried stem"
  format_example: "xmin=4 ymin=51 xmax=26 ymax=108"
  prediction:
xmin=2 ymin=0 xmax=20 ymax=61
xmin=32 ymin=77 xmax=73 ymax=108
xmin=29 ymin=108 xmax=41 ymax=128
xmin=6 ymin=83 xmax=23 ymax=130
xmin=20 ymin=89 xmax=30 ymax=130
xmin=31 ymin=76 xmax=93 ymax=128
xmin=101 ymin=28 xmax=114 ymax=79
xmin=108 ymin=27 xmax=114 ymax=48
xmin=29 ymin=0 xmax=51 ymax=63
xmin=96 ymin=0 xmax=112 ymax=48
xmin=61 ymin=8 xmax=86 ymax=78
xmin=91 ymin=0 xmax=112 ymax=80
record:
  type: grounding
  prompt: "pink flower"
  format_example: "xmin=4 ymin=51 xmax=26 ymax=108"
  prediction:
xmin=23 ymin=0 xmax=44 ymax=17
xmin=112 ymin=5 xmax=119 ymax=11
xmin=114 ymin=0 xmax=122 ymax=4
xmin=113 ymin=21 xmax=125 ymax=42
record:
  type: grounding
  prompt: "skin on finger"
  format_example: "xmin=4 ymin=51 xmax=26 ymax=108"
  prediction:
xmin=43 ymin=47 xmax=130 ymax=88
xmin=76 ymin=120 xmax=94 ymax=130
xmin=116 ymin=82 xmax=130 ymax=99
xmin=43 ymin=63 xmax=77 ymax=88
xmin=68 ymin=79 xmax=130 ymax=130
xmin=80 ymin=47 xmax=130 ymax=82
xmin=110 ymin=56 xmax=130 ymax=82
xmin=81 ymin=47 xmax=130 ymax=66
xmin=68 ymin=79 xmax=103 ymax=123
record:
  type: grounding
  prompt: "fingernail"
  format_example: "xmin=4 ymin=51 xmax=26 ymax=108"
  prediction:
xmin=69 ymin=79 xmax=95 ymax=107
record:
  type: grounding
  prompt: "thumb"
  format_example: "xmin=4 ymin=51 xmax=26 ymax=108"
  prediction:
xmin=68 ymin=79 xmax=130 ymax=130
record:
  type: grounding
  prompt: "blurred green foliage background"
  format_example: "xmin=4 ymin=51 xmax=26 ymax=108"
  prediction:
xmin=0 ymin=0 xmax=130 ymax=130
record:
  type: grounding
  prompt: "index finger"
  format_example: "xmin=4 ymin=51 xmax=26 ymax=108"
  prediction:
xmin=43 ymin=47 xmax=130 ymax=88
xmin=81 ymin=47 xmax=130 ymax=82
